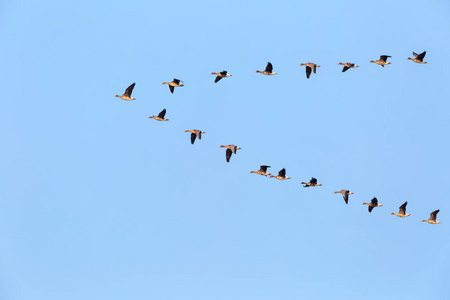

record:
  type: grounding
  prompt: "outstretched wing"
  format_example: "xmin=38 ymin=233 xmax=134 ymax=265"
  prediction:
xmin=190 ymin=133 xmax=196 ymax=144
xmin=124 ymin=82 xmax=135 ymax=96
xmin=226 ymin=148 xmax=232 ymax=162
xmin=279 ymin=168 xmax=286 ymax=177
xmin=371 ymin=197 xmax=378 ymax=206
xmin=343 ymin=191 xmax=349 ymax=204
xmin=380 ymin=55 xmax=391 ymax=62
xmin=306 ymin=66 xmax=312 ymax=78
xmin=310 ymin=177 xmax=317 ymax=184
xmin=416 ymin=51 xmax=426 ymax=61
xmin=260 ymin=165 xmax=270 ymax=172
xmin=265 ymin=62 xmax=273 ymax=73
xmin=430 ymin=209 xmax=439 ymax=221
xmin=399 ymin=201 xmax=408 ymax=214
xmin=169 ymin=85 xmax=174 ymax=93
xmin=173 ymin=78 xmax=181 ymax=84
xmin=197 ymin=131 xmax=202 ymax=140
xmin=215 ymin=76 xmax=222 ymax=83
xmin=342 ymin=66 xmax=350 ymax=72
xmin=368 ymin=206 xmax=374 ymax=213
xmin=158 ymin=109 xmax=166 ymax=118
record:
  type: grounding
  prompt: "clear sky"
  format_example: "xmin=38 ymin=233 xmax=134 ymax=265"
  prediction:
xmin=1 ymin=0 xmax=450 ymax=299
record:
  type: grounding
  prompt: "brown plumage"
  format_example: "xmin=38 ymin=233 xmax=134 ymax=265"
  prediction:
xmin=269 ymin=168 xmax=291 ymax=180
xmin=422 ymin=209 xmax=441 ymax=224
xmin=334 ymin=189 xmax=354 ymax=204
xmin=162 ymin=78 xmax=184 ymax=93
xmin=299 ymin=63 xmax=320 ymax=78
xmin=219 ymin=145 xmax=241 ymax=162
xmin=362 ymin=197 xmax=383 ymax=212
xmin=250 ymin=165 xmax=271 ymax=176
xmin=407 ymin=51 xmax=427 ymax=64
xmin=114 ymin=82 xmax=136 ymax=100
xmin=148 ymin=109 xmax=169 ymax=121
xmin=255 ymin=62 xmax=277 ymax=75
xmin=390 ymin=201 xmax=411 ymax=218
xmin=300 ymin=177 xmax=322 ymax=187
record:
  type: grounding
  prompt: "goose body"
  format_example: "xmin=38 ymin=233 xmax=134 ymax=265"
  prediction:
xmin=255 ymin=62 xmax=277 ymax=75
xmin=300 ymin=177 xmax=322 ymax=187
xmin=299 ymin=62 xmax=320 ymax=78
xmin=369 ymin=55 xmax=391 ymax=67
xmin=334 ymin=189 xmax=354 ymax=204
xmin=184 ymin=129 xmax=205 ymax=144
xmin=362 ymin=197 xmax=383 ymax=212
xmin=162 ymin=78 xmax=184 ymax=93
xmin=250 ymin=165 xmax=271 ymax=176
xmin=390 ymin=201 xmax=411 ymax=218
xmin=269 ymin=168 xmax=291 ymax=180
xmin=422 ymin=209 xmax=441 ymax=224
xmin=219 ymin=145 xmax=241 ymax=162
xmin=407 ymin=51 xmax=427 ymax=64
xmin=211 ymin=70 xmax=232 ymax=83
xmin=338 ymin=62 xmax=359 ymax=72
xmin=115 ymin=82 xmax=136 ymax=100
xmin=148 ymin=109 xmax=169 ymax=121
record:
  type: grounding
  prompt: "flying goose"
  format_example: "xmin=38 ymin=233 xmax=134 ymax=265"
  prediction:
xmin=338 ymin=62 xmax=359 ymax=72
xmin=219 ymin=145 xmax=241 ymax=162
xmin=362 ymin=197 xmax=383 ymax=212
xmin=250 ymin=165 xmax=271 ymax=176
xmin=300 ymin=177 xmax=322 ymax=187
xmin=269 ymin=168 xmax=291 ymax=180
xmin=148 ymin=109 xmax=169 ymax=121
xmin=422 ymin=210 xmax=441 ymax=224
xmin=299 ymin=63 xmax=320 ymax=78
xmin=184 ymin=129 xmax=205 ymax=144
xmin=114 ymin=82 xmax=136 ymax=100
xmin=390 ymin=201 xmax=411 ymax=218
xmin=369 ymin=55 xmax=391 ymax=67
xmin=334 ymin=189 xmax=354 ymax=204
xmin=211 ymin=71 xmax=232 ymax=83
xmin=407 ymin=51 xmax=427 ymax=64
xmin=255 ymin=62 xmax=277 ymax=75
xmin=162 ymin=78 xmax=184 ymax=93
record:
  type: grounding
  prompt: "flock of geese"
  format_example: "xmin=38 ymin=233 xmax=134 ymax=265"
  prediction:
xmin=113 ymin=51 xmax=441 ymax=225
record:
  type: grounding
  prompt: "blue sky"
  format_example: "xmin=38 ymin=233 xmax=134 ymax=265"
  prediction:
xmin=1 ymin=0 xmax=450 ymax=299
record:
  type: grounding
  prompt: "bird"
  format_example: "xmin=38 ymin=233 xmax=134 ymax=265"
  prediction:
xmin=407 ymin=51 xmax=427 ymax=64
xmin=184 ymin=129 xmax=205 ymax=144
xmin=390 ymin=201 xmax=411 ymax=218
xmin=148 ymin=109 xmax=169 ymax=121
xmin=422 ymin=210 xmax=441 ymax=224
xmin=300 ymin=177 xmax=322 ymax=187
xmin=219 ymin=145 xmax=241 ymax=162
xmin=255 ymin=62 xmax=277 ymax=75
xmin=362 ymin=197 xmax=383 ymax=212
xmin=334 ymin=189 xmax=354 ymax=204
xmin=211 ymin=71 xmax=232 ymax=83
xmin=250 ymin=165 xmax=271 ymax=176
xmin=299 ymin=62 xmax=320 ymax=78
xmin=369 ymin=55 xmax=391 ymax=67
xmin=114 ymin=82 xmax=136 ymax=100
xmin=338 ymin=62 xmax=359 ymax=72
xmin=162 ymin=78 xmax=184 ymax=93
xmin=269 ymin=168 xmax=291 ymax=180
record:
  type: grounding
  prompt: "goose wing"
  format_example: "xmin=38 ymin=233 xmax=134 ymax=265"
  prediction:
xmin=169 ymin=85 xmax=174 ymax=93
xmin=124 ymin=83 xmax=135 ymax=96
xmin=173 ymin=78 xmax=181 ymax=84
xmin=305 ymin=66 xmax=312 ymax=78
xmin=399 ymin=201 xmax=408 ymax=214
xmin=371 ymin=197 xmax=378 ymax=206
xmin=265 ymin=62 xmax=273 ymax=73
xmin=197 ymin=131 xmax=202 ymax=140
xmin=260 ymin=165 xmax=270 ymax=172
xmin=343 ymin=190 xmax=349 ymax=204
xmin=430 ymin=209 xmax=440 ymax=221
xmin=215 ymin=76 xmax=223 ymax=83
xmin=278 ymin=168 xmax=286 ymax=177
xmin=158 ymin=109 xmax=166 ymax=118
xmin=342 ymin=66 xmax=350 ymax=72
xmin=380 ymin=55 xmax=391 ymax=62
xmin=190 ymin=133 xmax=196 ymax=144
xmin=226 ymin=148 xmax=232 ymax=162
xmin=310 ymin=177 xmax=317 ymax=184
xmin=416 ymin=51 xmax=426 ymax=61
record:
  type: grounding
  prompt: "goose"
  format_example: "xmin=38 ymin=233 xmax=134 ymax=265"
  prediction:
xmin=269 ymin=168 xmax=291 ymax=180
xmin=338 ymin=62 xmax=359 ymax=72
xmin=255 ymin=62 xmax=277 ymax=75
xmin=114 ymin=82 xmax=136 ymax=100
xmin=369 ymin=55 xmax=391 ymax=67
xmin=184 ymin=129 xmax=205 ymax=144
xmin=299 ymin=63 xmax=320 ymax=78
xmin=407 ymin=51 xmax=427 ymax=64
xmin=334 ymin=189 xmax=354 ymax=204
xmin=250 ymin=165 xmax=271 ymax=176
xmin=300 ymin=177 xmax=322 ymax=187
xmin=422 ymin=210 xmax=441 ymax=224
xmin=219 ymin=145 xmax=241 ymax=162
xmin=362 ymin=197 xmax=383 ymax=212
xmin=148 ymin=109 xmax=169 ymax=121
xmin=390 ymin=201 xmax=411 ymax=218
xmin=211 ymin=70 xmax=232 ymax=83
xmin=162 ymin=78 xmax=184 ymax=93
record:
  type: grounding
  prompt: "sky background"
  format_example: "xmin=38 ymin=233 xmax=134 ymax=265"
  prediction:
xmin=1 ymin=0 xmax=450 ymax=299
